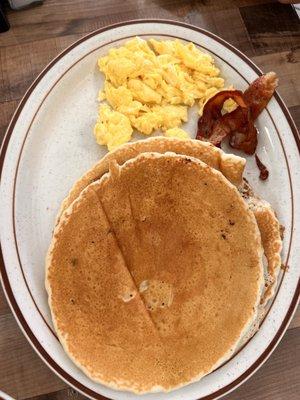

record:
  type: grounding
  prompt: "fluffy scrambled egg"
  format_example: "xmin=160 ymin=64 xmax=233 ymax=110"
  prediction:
xmin=94 ymin=37 xmax=227 ymax=151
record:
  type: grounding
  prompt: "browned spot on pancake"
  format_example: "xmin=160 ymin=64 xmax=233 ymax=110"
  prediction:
xmin=70 ymin=258 xmax=78 ymax=267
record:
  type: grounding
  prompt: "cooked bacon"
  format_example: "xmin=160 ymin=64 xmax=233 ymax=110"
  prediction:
xmin=209 ymin=106 xmax=258 ymax=154
xmin=255 ymin=154 xmax=269 ymax=180
xmin=196 ymin=90 xmax=246 ymax=145
xmin=197 ymin=91 xmax=258 ymax=154
xmin=244 ymin=72 xmax=278 ymax=120
xmin=229 ymin=116 xmax=258 ymax=154
xmin=196 ymin=72 xmax=278 ymax=156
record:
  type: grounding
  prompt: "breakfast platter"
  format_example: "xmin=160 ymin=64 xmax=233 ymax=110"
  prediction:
xmin=0 ymin=20 xmax=300 ymax=400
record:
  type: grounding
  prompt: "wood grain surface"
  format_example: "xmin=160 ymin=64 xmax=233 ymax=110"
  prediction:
xmin=0 ymin=1 xmax=299 ymax=399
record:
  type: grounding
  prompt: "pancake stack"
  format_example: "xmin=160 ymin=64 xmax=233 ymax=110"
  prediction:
xmin=46 ymin=137 xmax=282 ymax=393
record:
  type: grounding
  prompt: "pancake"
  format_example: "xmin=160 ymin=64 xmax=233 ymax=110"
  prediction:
xmin=239 ymin=181 xmax=282 ymax=304
xmin=57 ymin=137 xmax=282 ymax=305
xmin=253 ymin=202 xmax=282 ymax=303
xmin=46 ymin=152 xmax=264 ymax=393
xmin=57 ymin=137 xmax=246 ymax=222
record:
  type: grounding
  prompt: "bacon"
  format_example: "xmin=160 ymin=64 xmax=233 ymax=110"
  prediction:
xmin=196 ymin=72 xmax=278 ymax=155
xmin=196 ymin=90 xmax=247 ymax=145
xmin=244 ymin=72 xmax=278 ymax=120
xmin=196 ymin=90 xmax=257 ymax=154
xmin=209 ymin=106 xmax=258 ymax=154
xmin=255 ymin=154 xmax=269 ymax=180
xmin=229 ymin=115 xmax=258 ymax=154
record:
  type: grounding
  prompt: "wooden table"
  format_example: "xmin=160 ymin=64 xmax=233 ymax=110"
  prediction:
xmin=0 ymin=1 xmax=299 ymax=399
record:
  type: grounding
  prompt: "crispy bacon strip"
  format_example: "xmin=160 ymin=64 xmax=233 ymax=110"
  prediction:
xmin=229 ymin=72 xmax=277 ymax=154
xmin=209 ymin=106 xmax=258 ymax=154
xmin=228 ymin=109 xmax=258 ymax=155
xmin=244 ymin=72 xmax=278 ymax=120
xmin=196 ymin=72 xmax=278 ymax=155
xmin=196 ymin=90 xmax=247 ymax=145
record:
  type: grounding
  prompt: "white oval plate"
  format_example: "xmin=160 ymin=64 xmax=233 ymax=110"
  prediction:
xmin=0 ymin=20 xmax=299 ymax=400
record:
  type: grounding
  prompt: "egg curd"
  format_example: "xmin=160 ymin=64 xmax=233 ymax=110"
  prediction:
xmin=94 ymin=37 xmax=228 ymax=151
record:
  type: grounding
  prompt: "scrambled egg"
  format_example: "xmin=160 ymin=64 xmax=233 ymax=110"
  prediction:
xmin=94 ymin=37 xmax=227 ymax=151
xmin=94 ymin=104 xmax=133 ymax=151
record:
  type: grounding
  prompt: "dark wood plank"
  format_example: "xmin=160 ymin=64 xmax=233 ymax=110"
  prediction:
xmin=289 ymin=105 xmax=300 ymax=130
xmin=1 ymin=0 xmax=236 ymax=48
xmin=239 ymin=2 xmax=300 ymax=56
xmin=0 ymin=286 xmax=11 ymax=316
xmin=0 ymin=0 xmax=175 ymax=47
xmin=251 ymin=49 xmax=300 ymax=108
xmin=0 ymin=314 xmax=65 ymax=399
xmin=27 ymin=388 xmax=87 ymax=400
xmin=0 ymin=0 xmax=282 ymax=49
xmin=0 ymin=35 xmax=80 ymax=102
xmin=289 ymin=305 xmax=300 ymax=330
xmin=0 ymin=99 xmax=19 ymax=141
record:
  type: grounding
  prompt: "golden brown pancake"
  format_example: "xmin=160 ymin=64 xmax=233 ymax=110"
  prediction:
xmin=57 ymin=137 xmax=246 ymax=221
xmin=241 ymin=185 xmax=282 ymax=304
xmin=254 ymin=203 xmax=282 ymax=303
xmin=57 ymin=137 xmax=282 ymax=304
xmin=46 ymin=152 xmax=263 ymax=393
